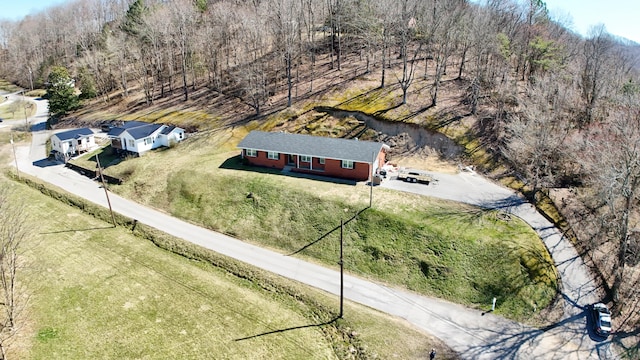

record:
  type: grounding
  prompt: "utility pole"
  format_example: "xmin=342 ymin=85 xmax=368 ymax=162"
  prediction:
xmin=339 ymin=219 xmax=344 ymax=318
xmin=10 ymin=134 xmax=20 ymax=179
xmin=28 ymin=67 xmax=33 ymax=91
xmin=96 ymin=155 xmax=117 ymax=227
xmin=22 ymin=91 xmax=28 ymax=130
xmin=369 ymin=152 xmax=375 ymax=208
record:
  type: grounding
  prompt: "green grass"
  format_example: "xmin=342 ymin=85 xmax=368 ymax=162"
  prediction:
xmin=0 ymin=79 xmax=21 ymax=93
xmin=70 ymin=145 xmax=122 ymax=169
xmin=0 ymin=99 xmax=37 ymax=122
xmin=20 ymin=185 xmax=332 ymax=359
xmin=88 ymin=131 xmax=557 ymax=323
xmin=156 ymin=169 xmax=555 ymax=320
xmin=3 ymin=174 xmax=454 ymax=360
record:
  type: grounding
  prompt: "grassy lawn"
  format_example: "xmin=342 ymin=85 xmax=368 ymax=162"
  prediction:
xmin=2 ymin=175 xmax=451 ymax=359
xmin=0 ymin=99 xmax=36 ymax=121
xmin=77 ymin=126 xmax=557 ymax=323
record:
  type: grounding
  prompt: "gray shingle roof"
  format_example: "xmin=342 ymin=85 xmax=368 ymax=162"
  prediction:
xmin=160 ymin=125 xmax=176 ymax=135
xmin=127 ymin=123 xmax=163 ymax=140
xmin=53 ymin=128 xmax=94 ymax=141
xmin=107 ymin=127 xmax=126 ymax=137
xmin=120 ymin=121 xmax=149 ymax=129
xmin=107 ymin=121 xmax=163 ymax=140
xmin=238 ymin=131 xmax=386 ymax=163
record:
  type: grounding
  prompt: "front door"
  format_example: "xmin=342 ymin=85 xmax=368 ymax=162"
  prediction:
xmin=287 ymin=154 xmax=296 ymax=166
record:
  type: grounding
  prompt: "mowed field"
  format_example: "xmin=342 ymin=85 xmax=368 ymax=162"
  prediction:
xmin=1 ymin=175 xmax=445 ymax=359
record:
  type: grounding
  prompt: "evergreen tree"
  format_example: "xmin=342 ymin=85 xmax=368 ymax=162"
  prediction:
xmin=47 ymin=66 xmax=79 ymax=118
xmin=121 ymin=0 xmax=146 ymax=36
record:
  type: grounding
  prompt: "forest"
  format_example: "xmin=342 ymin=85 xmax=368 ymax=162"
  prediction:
xmin=1 ymin=0 xmax=639 ymax=335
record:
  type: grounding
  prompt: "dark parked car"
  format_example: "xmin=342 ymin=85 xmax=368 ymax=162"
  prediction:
xmin=101 ymin=123 xmax=114 ymax=132
xmin=591 ymin=303 xmax=612 ymax=336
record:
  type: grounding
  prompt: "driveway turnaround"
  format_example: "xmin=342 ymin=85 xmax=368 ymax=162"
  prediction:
xmin=5 ymin=96 xmax=616 ymax=359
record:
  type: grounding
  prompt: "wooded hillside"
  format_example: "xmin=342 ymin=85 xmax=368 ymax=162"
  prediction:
xmin=1 ymin=0 xmax=639 ymax=336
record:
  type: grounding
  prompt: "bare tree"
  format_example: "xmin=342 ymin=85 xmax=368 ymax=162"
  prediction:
xmin=585 ymin=89 xmax=640 ymax=309
xmin=237 ymin=8 xmax=269 ymax=115
xmin=376 ymin=0 xmax=396 ymax=88
xmin=269 ymin=0 xmax=302 ymax=107
xmin=503 ymin=76 xmax=571 ymax=193
xmin=0 ymin=188 xmax=30 ymax=360
xmin=580 ymin=25 xmax=614 ymax=127
xmin=393 ymin=0 xmax=420 ymax=105
xmin=166 ymin=0 xmax=198 ymax=101
xmin=428 ymin=0 xmax=465 ymax=107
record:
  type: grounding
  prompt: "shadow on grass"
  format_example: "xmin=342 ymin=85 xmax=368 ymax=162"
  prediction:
xmin=86 ymin=146 xmax=123 ymax=168
xmin=219 ymin=155 xmax=357 ymax=186
xmin=288 ymin=207 xmax=369 ymax=256
xmin=40 ymin=226 xmax=115 ymax=234
xmin=234 ymin=316 xmax=340 ymax=341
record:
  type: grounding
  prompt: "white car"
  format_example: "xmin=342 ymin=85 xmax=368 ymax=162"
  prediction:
xmin=591 ymin=303 xmax=612 ymax=336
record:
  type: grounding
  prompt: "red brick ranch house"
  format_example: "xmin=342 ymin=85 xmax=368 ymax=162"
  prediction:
xmin=237 ymin=131 xmax=389 ymax=182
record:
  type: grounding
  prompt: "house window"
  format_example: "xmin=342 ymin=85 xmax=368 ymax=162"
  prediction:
xmin=318 ymin=158 xmax=325 ymax=165
xmin=128 ymin=139 xmax=135 ymax=147
xmin=246 ymin=149 xmax=257 ymax=157
xmin=268 ymin=151 xmax=279 ymax=160
xmin=300 ymin=155 xmax=312 ymax=162
xmin=341 ymin=160 xmax=354 ymax=169
xmin=144 ymin=137 xmax=153 ymax=145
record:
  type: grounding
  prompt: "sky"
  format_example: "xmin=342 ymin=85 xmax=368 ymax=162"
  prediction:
xmin=0 ymin=0 xmax=69 ymax=21
xmin=1 ymin=0 xmax=639 ymax=43
xmin=544 ymin=0 xmax=640 ymax=43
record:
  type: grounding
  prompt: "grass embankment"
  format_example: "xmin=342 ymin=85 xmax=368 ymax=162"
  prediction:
xmin=5 ymin=174 xmax=451 ymax=359
xmin=84 ymin=126 xmax=557 ymax=323
xmin=0 ymin=79 xmax=21 ymax=93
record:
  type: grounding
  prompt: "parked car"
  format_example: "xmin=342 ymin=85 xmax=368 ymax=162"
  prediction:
xmin=100 ymin=123 xmax=114 ymax=132
xmin=591 ymin=303 xmax=612 ymax=336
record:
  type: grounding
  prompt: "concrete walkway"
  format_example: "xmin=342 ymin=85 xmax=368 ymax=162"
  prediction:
xmin=3 ymin=95 xmax=616 ymax=359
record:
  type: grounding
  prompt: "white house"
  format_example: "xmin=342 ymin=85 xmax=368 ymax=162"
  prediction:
xmin=50 ymin=128 xmax=96 ymax=161
xmin=107 ymin=121 xmax=185 ymax=156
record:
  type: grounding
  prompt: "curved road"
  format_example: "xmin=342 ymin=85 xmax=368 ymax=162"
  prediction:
xmin=3 ymin=94 xmax=616 ymax=359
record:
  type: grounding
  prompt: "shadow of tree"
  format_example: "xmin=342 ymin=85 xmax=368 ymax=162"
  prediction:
xmin=40 ymin=226 xmax=115 ymax=234
xmin=461 ymin=309 xmax=599 ymax=359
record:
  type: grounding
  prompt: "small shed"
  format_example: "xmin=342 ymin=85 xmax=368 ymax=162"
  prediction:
xmin=50 ymin=128 xmax=95 ymax=160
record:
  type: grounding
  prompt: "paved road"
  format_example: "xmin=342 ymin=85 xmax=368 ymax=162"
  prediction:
xmin=3 ymin=96 xmax=617 ymax=359
xmin=382 ymin=173 xmax=615 ymax=358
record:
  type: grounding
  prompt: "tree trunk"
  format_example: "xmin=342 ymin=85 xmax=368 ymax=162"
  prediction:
xmin=182 ymin=49 xmax=188 ymax=101
xmin=457 ymin=46 xmax=467 ymax=80
xmin=286 ymin=53 xmax=292 ymax=107
xmin=380 ymin=29 xmax=387 ymax=88
xmin=611 ymin=184 xmax=636 ymax=305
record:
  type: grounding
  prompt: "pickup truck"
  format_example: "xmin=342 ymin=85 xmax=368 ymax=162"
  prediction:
xmin=397 ymin=169 xmax=433 ymax=184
